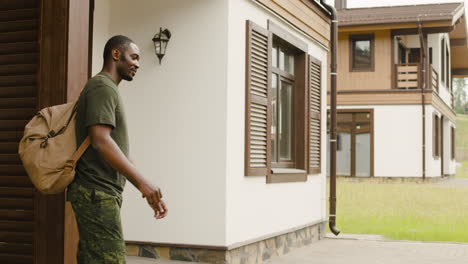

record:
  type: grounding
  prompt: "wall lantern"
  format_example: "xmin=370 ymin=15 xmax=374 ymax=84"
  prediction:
xmin=152 ymin=27 xmax=171 ymax=65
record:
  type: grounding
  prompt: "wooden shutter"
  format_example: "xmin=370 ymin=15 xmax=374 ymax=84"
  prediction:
xmin=308 ymin=56 xmax=322 ymax=174
xmin=245 ymin=20 xmax=272 ymax=176
xmin=0 ymin=1 xmax=39 ymax=263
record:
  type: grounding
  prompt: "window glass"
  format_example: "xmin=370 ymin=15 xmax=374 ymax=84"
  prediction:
xmin=283 ymin=51 xmax=294 ymax=74
xmin=352 ymin=38 xmax=371 ymax=69
xmin=271 ymin=73 xmax=278 ymax=162
xmin=280 ymin=81 xmax=294 ymax=161
xmin=272 ymin=45 xmax=278 ymax=68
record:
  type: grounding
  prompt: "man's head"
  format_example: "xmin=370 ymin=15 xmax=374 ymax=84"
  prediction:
xmin=103 ymin=35 xmax=140 ymax=81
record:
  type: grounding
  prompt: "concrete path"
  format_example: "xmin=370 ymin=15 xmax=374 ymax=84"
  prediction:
xmin=436 ymin=177 xmax=468 ymax=187
xmin=267 ymin=237 xmax=468 ymax=264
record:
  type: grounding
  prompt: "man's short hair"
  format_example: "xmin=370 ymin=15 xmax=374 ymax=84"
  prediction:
xmin=103 ymin=35 xmax=134 ymax=61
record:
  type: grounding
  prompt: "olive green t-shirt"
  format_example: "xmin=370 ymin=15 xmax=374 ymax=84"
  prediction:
xmin=73 ymin=72 xmax=129 ymax=198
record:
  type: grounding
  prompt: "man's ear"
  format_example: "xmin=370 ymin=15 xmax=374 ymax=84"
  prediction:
xmin=111 ymin=48 xmax=120 ymax=61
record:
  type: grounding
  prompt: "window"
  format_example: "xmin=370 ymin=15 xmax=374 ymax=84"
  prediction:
xmin=429 ymin=47 xmax=433 ymax=65
xmin=446 ymin=45 xmax=450 ymax=90
xmin=441 ymin=39 xmax=445 ymax=83
xmin=350 ymin=34 xmax=374 ymax=71
xmin=433 ymin=114 xmax=440 ymax=158
xmin=244 ymin=20 xmax=322 ymax=182
xmin=398 ymin=43 xmax=406 ymax=64
xmin=408 ymin=48 xmax=420 ymax=63
xmin=451 ymin=126 xmax=455 ymax=160
xmin=271 ymin=40 xmax=298 ymax=168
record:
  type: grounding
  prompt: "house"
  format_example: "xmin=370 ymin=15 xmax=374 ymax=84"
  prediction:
xmin=0 ymin=0 xmax=334 ymax=263
xmin=328 ymin=0 xmax=468 ymax=179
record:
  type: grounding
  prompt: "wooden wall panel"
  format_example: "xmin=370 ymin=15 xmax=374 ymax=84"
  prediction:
xmin=37 ymin=0 xmax=91 ymax=264
xmin=337 ymin=30 xmax=392 ymax=91
xmin=254 ymin=0 xmax=330 ymax=47
xmin=64 ymin=0 xmax=91 ymax=263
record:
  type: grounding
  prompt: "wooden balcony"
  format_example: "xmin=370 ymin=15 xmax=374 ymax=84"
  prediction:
xmin=395 ymin=63 xmax=440 ymax=92
xmin=396 ymin=63 xmax=420 ymax=89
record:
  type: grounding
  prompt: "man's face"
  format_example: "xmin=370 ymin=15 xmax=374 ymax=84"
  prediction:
xmin=117 ymin=43 xmax=140 ymax=81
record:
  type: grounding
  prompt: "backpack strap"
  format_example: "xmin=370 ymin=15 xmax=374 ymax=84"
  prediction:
xmin=70 ymin=136 xmax=91 ymax=162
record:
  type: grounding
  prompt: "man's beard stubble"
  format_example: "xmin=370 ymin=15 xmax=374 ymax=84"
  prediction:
xmin=118 ymin=54 xmax=133 ymax=81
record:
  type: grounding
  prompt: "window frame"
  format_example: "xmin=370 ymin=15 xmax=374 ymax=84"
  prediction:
xmin=451 ymin=126 xmax=456 ymax=161
xmin=433 ymin=114 xmax=441 ymax=158
xmin=446 ymin=45 xmax=450 ymax=91
xmin=441 ymin=38 xmax=445 ymax=83
xmin=349 ymin=34 xmax=375 ymax=72
xmin=267 ymin=20 xmax=308 ymax=182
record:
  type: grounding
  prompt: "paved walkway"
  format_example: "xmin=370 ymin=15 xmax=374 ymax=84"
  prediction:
xmin=436 ymin=177 xmax=468 ymax=187
xmin=267 ymin=237 xmax=468 ymax=264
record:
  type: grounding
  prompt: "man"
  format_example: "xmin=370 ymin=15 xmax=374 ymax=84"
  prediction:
xmin=67 ymin=35 xmax=168 ymax=263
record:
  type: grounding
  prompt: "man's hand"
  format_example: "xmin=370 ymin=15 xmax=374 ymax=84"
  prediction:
xmin=140 ymin=184 xmax=168 ymax=219
xmin=88 ymin=125 xmax=168 ymax=220
xmin=151 ymin=200 xmax=168 ymax=219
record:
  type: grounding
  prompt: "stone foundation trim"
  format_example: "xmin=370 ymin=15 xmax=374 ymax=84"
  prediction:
xmin=126 ymin=220 xmax=326 ymax=263
xmin=226 ymin=218 xmax=327 ymax=250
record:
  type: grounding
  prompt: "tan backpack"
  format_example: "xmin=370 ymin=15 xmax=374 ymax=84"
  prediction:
xmin=18 ymin=102 xmax=90 ymax=194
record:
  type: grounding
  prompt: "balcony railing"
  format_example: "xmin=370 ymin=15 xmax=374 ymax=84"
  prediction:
xmin=395 ymin=63 xmax=440 ymax=92
xmin=396 ymin=63 xmax=420 ymax=89
xmin=431 ymin=65 xmax=439 ymax=92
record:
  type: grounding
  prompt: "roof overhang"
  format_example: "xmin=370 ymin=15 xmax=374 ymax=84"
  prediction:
xmin=337 ymin=3 xmax=465 ymax=32
xmin=451 ymin=14 xmax=468 ymax=77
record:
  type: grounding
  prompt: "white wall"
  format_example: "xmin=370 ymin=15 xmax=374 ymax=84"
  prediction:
xmin=442 ymin=117 xmax=457 ymax=175
xmin=426 ymin=106 xmax=442 ymax=177
xmin=225 ymin=0 xmax=328 ymax=245
xmin=427 ymin=106 xmax=457 ymax=177
xmin=430 ymin=33 xmax=453 ymax=106
xmin=93 ymin=0 xmax=228 ymax=245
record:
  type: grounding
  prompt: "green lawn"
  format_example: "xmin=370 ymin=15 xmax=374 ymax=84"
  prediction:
xmin=456 ymin=114 xmax=468 ymax=151
xmin=456 ymin=161 xmax=468 ymax=178
xmin=329 ymin=178 xmax=468 ymax=242
xmin=456 ymin=115 xmax=468 ymax=178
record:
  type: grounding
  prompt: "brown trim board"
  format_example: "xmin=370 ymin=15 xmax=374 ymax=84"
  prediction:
xmin=339 ymin=23 xmax=454 ymax=33
xmin=328 ymin=90 xmax=433 ymax=105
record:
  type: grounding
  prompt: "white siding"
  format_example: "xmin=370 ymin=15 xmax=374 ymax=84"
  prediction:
xmin=92 ymin=0 xmax=228 ymax=245
xmin=429 ymin=33 xmax=453 ymax=106
xmin=426 ymin=106 xmax=457 ymax=177
xmin=225 ymin=0 xmax=328 ymax=246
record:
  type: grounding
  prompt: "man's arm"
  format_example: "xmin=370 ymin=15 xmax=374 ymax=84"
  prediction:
xmin=88 ymin=124 xmax=168 ymax=219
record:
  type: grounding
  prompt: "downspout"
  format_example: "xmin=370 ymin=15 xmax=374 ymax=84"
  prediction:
xmin=418 ymin=19 xmax=427 ymax=180
xmin=320 ymin=0 xmax=340 ymax=236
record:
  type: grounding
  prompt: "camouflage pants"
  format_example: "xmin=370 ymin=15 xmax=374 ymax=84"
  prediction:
xmin=68 ymin=184 xmax=126 ymax=264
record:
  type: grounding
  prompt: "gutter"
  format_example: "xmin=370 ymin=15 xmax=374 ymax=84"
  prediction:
xmin=418 ymin=19 xmax=427 ymax=180
xmin=320 ymin=0 xmax=340 ymax=236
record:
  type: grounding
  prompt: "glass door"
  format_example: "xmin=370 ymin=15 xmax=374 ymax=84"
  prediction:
xmin=328 ymin=111 xmax=373 ymax=177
